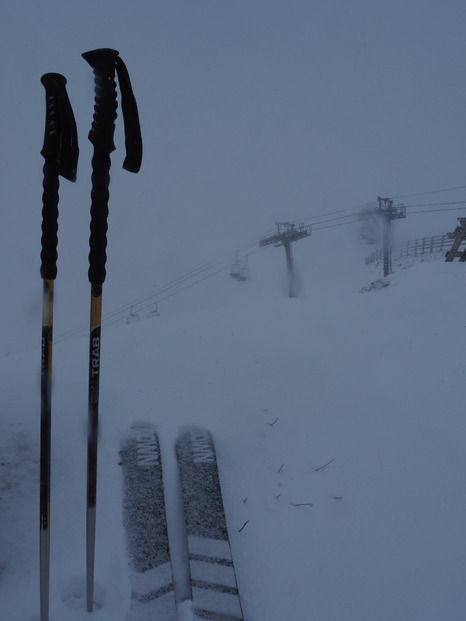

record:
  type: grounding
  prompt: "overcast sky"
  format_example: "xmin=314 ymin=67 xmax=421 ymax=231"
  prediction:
xmin=2 ymin=0 xmax=466 ymax=348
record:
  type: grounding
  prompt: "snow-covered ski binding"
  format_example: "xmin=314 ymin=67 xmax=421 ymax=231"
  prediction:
xmin=177 ymin=427 xmax=244 ymax=621
xmin=120 ymin=422 xmax=176 ymax=620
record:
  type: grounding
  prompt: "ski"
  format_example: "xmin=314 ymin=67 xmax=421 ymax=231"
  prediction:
xmin=176 ymin=427 xmax=244 ymax=621
xmin=120 ymin=422 xmax=176 ymax=620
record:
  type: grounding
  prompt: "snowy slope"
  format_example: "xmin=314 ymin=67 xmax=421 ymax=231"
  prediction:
xmin=1 ymin=224 xmax=465 ymax=621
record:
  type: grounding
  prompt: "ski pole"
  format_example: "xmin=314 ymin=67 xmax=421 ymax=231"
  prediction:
xmin=82 ymin=48 xmax=142 ymax=612
xmin=39 ymin=72 xmax=78 ymax=621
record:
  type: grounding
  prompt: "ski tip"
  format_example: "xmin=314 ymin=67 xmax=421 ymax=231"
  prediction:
xmin=176 ymin=427 xmax=218 ymax=468
xmin=121 ymin=421 xmax=158 ymax=453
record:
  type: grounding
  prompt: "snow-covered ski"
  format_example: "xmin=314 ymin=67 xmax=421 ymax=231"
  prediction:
xmin=120 ymin=422 xmax=176 ymax=620
xmin=176 ymin=427 xmax=244 ymax=621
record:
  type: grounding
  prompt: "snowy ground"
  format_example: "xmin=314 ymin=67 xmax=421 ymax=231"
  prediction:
xmin=1 ymin=224 xmax=465 ymax=621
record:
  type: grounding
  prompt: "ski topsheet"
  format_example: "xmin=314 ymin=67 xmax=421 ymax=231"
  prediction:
xmin=120 ymin=422 xmax=176 ymax=620
xmin=176 ymin=427 xmax=244 ymax=621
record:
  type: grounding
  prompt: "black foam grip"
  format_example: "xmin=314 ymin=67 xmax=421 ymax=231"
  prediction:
xmin=88 ymin=152 xmax=111 ymax=285
xmin=40 ymin=73 xmax=65 ymax=159
xmin=83 ymin=50 xmax=120 ymax=285
xmin=40 ymin=73 xmax=78 ymax=182
xmin=40 ymin=73 xmax=66 ymax=280
xmin=82 ymin=49 xmax=119 ymax=153
xmin=40 ymin=159 xmax=60 ymax=280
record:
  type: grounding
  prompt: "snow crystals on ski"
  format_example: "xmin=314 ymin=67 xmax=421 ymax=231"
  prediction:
xmin=176 ymin=427 xmax=244 ymax=621
xmin=120 ymin=422 xmax=176 ymax=620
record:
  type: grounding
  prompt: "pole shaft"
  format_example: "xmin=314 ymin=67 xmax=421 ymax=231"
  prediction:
xmin=284 ymin=242 xmax=296 ymax=298
xmin=39 ymin=72 xmax=78 ymax=621
xmin=86 ymin=285 xmax=102 ymax=611
xmin=84 ymin=58 xmax=114 ymax=609
xmin=40 ymin=279 xmax=54 ymax=621
xmin=85 ymin=147 xmax=110 ymax=612
xmin=82 ymin=49 xmax=142 ymax=610
xmin=383 ymin=214 xmax=392 ymax=277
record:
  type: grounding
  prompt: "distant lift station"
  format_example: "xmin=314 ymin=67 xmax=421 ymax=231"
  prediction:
xmin=260 ymin=222 xmax=312 ymax=297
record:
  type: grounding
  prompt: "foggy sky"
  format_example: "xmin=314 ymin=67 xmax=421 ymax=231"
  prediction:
xmin=2 ymin=0 xmax=466 ymax=350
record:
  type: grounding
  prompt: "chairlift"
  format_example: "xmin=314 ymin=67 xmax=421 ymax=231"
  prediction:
xmin=230 ymin=252 xmax=249 ymax=281
xmin=148 ymin=302 xmax=160 ymax=318
xmin=126 ymin=305 xmax=140 ymax=324
xmin=230 ymin=265 xmax=241 ymax=279
xmin=237 ymin=262 xmax=249 ymax=281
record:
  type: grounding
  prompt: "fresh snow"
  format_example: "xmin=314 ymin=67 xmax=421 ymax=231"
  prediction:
xmin=1 ymin=225 xmax=465 ymax=620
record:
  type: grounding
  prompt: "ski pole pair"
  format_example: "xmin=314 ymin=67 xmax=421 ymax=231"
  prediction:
xmin=39 ymin=49 xmax=142 ymax=621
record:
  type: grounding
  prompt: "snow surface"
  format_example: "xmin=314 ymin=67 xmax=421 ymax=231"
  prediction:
xmin=1 ymin=224 xmax=466 ymax=620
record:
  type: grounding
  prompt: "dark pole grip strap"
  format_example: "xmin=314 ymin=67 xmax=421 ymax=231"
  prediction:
xmin=115 ymin=57 xmax=143 ymax=173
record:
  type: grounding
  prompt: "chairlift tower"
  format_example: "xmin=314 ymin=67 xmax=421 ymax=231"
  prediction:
xmin=259 ymin=222 xmax=312 ymax=297
xmin=361 ymin=197 xmax=406 ymax=277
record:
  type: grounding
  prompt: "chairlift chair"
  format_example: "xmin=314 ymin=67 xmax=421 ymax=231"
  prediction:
xmin=230 ymin=252 xmax=249 ymax=280
xmin=148 ymin=302 xmax=160 ymax=317
xmin=126 ymin=305 xmax=140 ymax=324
